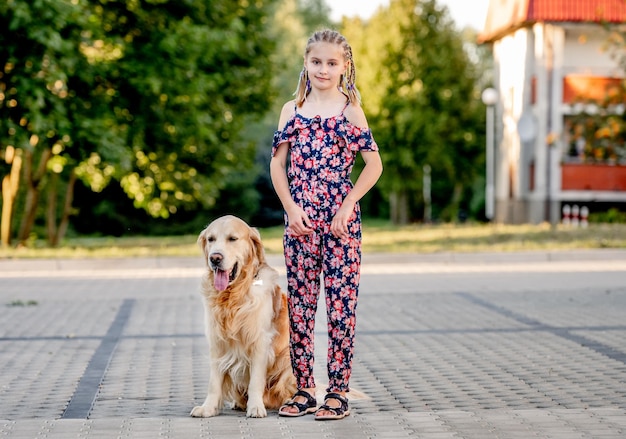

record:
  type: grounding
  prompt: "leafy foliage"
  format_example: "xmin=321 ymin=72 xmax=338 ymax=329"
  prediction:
xmin=343 ymin=0 xmax=487 ymax=223
xmin=1 ymin=0 xmax=278 ymax=245
xmin=245 ymin=0 xmax=333 ymax=227
xmin=0 ymin=0 xmax=114 ymax=245
xmin=91 ymin=0 xmax=278 ymax=218
xmin=1 ymin=0 xmax=495 ymax=244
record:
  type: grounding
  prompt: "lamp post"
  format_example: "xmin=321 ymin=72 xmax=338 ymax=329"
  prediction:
xmin=481 ymin=88 xmax=498 ymax=221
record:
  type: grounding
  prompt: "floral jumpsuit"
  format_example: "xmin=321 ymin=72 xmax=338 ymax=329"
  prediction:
xmin=272 ymin=103 xmax=379 ymax=392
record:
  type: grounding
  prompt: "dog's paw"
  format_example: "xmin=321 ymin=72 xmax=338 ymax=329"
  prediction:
xmin=246 ymin=404 xmax=267 ymax=418
xmin=190 ymin=405 xmax=219 ymax=418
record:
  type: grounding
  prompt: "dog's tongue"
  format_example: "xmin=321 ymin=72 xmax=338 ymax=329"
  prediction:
xmin=214 ymin=269 xmax=230 ymax=292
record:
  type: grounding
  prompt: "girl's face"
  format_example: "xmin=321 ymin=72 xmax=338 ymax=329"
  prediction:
xmin=304 ymin=42 xmax=348 ymax=92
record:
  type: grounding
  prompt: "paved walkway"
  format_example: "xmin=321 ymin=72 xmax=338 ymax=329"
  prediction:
xmin=1 ymin=249 xmax=625 ymax=438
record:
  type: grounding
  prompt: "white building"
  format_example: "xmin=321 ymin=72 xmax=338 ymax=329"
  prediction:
xmin=480 ymin=0 xmax=626 ymax=224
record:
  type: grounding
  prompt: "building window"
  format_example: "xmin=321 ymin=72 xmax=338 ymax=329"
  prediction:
xmin=562 ymin=75 xmax=626 ymax=165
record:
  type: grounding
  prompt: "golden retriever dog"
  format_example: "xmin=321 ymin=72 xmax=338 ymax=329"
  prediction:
xmin=191 ymin=215 xmax=296 ymax=418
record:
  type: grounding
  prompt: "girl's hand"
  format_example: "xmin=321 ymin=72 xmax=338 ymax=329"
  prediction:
xmin=286 ymin=206 xmax=314 ymax=236
xmin=331 ymin=202 xmax=355 ymax=239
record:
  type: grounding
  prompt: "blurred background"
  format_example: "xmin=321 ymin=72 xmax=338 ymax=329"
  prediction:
xmin=1 ymin=0 xmax=624 ymax=248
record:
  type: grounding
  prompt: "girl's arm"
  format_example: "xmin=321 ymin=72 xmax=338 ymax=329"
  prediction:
xmin=332 ymin=102 xmax=383 ymax=238
xmin=330 ymin=150 xmax=383 ymax=239
xmin=269 ymin=101 xmax=313 ymax=236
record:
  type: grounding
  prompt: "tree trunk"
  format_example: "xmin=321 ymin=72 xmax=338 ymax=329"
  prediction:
xmin=1 ymin=147 xmax=23 ymax=247
xmin=47 ymin=169 xmax=77 ymax=247
xmin=451 ymin=182 xmax=463 ymax=221
xmin=56 ymin=169 xmax=77 ymax=246
xmin=46 ymin=172 xmax=59 ymax=246
xmin=441 ymin=182 xmax=464 ymax=222
xmin=389 ymin=189 xmax=409 ymax=225
xmin=17 ymin=147 xmax=52 ymax=244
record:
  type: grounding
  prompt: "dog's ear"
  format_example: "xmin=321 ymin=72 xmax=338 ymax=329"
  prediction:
xmin=197 ymin=227 xmax=209 ymax=266
xmin=272 ymin=285 xmax=284 ymax=318
xmin=249 ymin=227 xmax=266 ymax=265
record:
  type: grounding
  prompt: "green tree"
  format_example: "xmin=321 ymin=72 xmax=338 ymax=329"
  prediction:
xmin=0 ymin=0 xmax=119 ymax=246
xmin=1 ymin=0 xmax=279 ymax=245
xmin=93 ymin=0 xmax=278 ymax=219
xmin=246 ymin=0 xmax=332 ymax=226
xmin=343 ymin=0 xmax=486 ymax=224
xmin=299 ymin=0 xmax=332 ymax=29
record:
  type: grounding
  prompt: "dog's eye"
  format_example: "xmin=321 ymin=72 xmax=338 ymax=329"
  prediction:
xmin=228 ymin=236 xmax=238 ymax=242
xmin=207 ymin=236 xmax=216 ymax=242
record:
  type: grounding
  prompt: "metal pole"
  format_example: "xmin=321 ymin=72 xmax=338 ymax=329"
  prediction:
xmin=546 ymin=141 xmax=551 ymax=225
xmin=485 ymin=105 xmax=495 ymax=220
xmin=423 ymin=164 xmax=431 ymax=223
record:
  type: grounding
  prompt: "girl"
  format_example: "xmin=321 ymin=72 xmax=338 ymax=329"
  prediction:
xmin=270 ymin=29 xmax=382 ymax=421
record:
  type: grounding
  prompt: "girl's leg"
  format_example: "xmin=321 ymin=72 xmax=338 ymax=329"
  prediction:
xmin=284 ymin=230 xmax=322 ymax=390
xmin=322 ymin=209 xmax=362 ymax=393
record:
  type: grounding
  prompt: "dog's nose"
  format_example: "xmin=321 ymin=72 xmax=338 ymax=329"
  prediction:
xmin=209 ymin=253 xmax=223 ymax=267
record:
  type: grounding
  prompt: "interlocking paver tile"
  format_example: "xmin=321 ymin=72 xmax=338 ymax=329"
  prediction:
xmin=1 ymin=252 xmax=625 ymax=437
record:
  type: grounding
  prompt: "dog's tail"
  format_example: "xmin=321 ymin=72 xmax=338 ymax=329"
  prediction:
xmin=314 ymin=385 xmax=369 ymax=401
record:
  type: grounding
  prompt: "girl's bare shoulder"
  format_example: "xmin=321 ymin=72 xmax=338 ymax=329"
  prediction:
xmin=343 ymin=103 xmax=369 ymax=128
xmin=277 ymin=99 xmax=297 ymax=129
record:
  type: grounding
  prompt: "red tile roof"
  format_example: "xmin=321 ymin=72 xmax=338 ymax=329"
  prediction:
xmin=529 ymin=0 xmax=626 ymax=21
xmin=480 ymin=0 xmax=626 ymax=42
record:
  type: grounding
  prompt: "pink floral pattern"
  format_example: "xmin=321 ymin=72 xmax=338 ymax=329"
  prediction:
xmin=272 ymin=108 xmax=378 ymax=392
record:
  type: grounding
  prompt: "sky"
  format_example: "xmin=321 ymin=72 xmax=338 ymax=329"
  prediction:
xmin=328 ymin=0 xmax=491 ymax=31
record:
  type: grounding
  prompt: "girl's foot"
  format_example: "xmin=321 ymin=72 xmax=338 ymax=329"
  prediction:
xmin=314 ymin=392 xmax=350 ymax=420
xmin=278 ymin=389 xmax=317 ymax=417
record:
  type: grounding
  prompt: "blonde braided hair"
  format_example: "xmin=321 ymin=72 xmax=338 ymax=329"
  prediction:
xmin=294 ymin=29 xmax=361 ymax=107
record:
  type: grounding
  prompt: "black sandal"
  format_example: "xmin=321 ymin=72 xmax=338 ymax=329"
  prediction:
xmin=314 ymin=392 xmax=350 ymax=420
xmin=278 ymin=390 xmax=317 ymax=417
